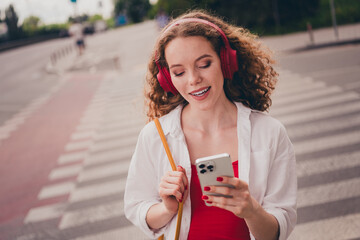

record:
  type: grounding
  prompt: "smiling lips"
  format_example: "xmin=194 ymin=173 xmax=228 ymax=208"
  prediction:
xmin=189 ymin=87 xmax=211 ymax=97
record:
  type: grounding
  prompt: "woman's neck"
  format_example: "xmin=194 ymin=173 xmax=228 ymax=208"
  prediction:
xmin=182 ymin=99 xmax=237 ymax=133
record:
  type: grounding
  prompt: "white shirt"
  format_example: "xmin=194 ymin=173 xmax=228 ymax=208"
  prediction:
xmin=69 ymin=23 xmax=84 ymax=41
xmin=124 ymin=102 xmax=297 ymax=240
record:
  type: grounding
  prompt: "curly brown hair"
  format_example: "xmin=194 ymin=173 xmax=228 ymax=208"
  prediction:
xmin=145 ymin=9 xmax=278 ymax=121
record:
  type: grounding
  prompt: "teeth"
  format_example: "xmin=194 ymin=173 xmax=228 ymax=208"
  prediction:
xmin=191 ymin=87 xmax=210 ymax=96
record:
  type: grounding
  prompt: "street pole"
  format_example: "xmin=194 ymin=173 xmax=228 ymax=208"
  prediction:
xmin=71 ymin=0 xmax=78 ymax=18
xmin=329 ymin=0 xmax=339 ymax=40
xmin=272 ymin=0 xmax=280 ymax=34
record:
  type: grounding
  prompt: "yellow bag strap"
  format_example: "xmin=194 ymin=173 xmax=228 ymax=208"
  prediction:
xmin=154 ymin=118 xmax=183 ymax=240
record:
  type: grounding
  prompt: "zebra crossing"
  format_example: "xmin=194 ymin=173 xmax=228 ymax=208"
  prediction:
xmin=271 ymin=70 xmax=360 ymax=240
xmin=14 ymin=67 xmax=360 ymax=239
xmin=16 ymin=69 xmax=148 ymax=239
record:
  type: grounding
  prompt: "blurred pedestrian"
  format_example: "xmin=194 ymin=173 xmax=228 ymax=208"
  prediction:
xmin=68 ymin=19 xmax=85 ymax=55
xmin=124 ymin=10 xmax=296 ymax=240
xmin=156 ymin=9 xmax=169 ymax=30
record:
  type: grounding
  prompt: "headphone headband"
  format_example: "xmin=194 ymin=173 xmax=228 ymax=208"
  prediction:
xmin=162 ymin=18 xmax=231 ymax=49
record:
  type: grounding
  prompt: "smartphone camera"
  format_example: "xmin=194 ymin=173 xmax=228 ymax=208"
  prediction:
xmin=198 ymin=161 xmax=215 ymax=174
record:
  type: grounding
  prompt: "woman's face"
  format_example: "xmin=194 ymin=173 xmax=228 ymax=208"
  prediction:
xmin=164 ymin=36 xmax=228 ymax=111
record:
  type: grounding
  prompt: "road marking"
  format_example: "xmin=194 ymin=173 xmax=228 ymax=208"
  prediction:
xmin=58 ymin=151 xmax=87 ymax=165
xmin=287 ymin=112 xmax=360 ymax=141
xmin=307 ymin=65 xmax=360 ymax=78
xmin=0 ymin=131 xmax=9 ymax=140
xmin=94 ymin=127 xmax=141 ymax=142
xmin=274 ymin=81 xmax=326 ymax=98
xmin=49 ymin=164 xmax=83 ymax=180
xmin=297 ymin=150 xmax=360 ymax=178
xmin=71 ymin=131 xmax=95 ymax=141
xmin=59 ymin=201 xmax=123 ymax=229
xmin=78 ymin=161 xmax=130 ymax=182
xmin=272 ymin=84 xmax=342 ymax=107
xmin=69 ymin=179 xmax=125 ymax=203
xmin=289 ymin=213 xmax=360 ymax=240
xmin=277 ymin=100 xmax=360 ymax=126
xmin=344 ymin=80 xmax=360 ymax=91
xmin=71 ymin=225 xmax=148 ymax=240
xmin=80 ymin=115 xmax=103 ymax=125
xmin=293 ymin=130 xmax=360 ymax=155
xmin=89 ymin=135 xmax=138 ymax=153
xmin=85 ymin=148 xmax=134 ymax=166
xmin=271 ymin=91 xmax=358 ymax=116
xmin=297 ymin=178 xmax=360 ymax=208
xmin=38 ymin=181 xmax=75 ymax=200
xmin=65 ymin=140 xmax=93 ymax=152
xmin=76 ymin=123 xmax=99 ymax=132
xmin=24 ymin=202 xmax=67 ymax=223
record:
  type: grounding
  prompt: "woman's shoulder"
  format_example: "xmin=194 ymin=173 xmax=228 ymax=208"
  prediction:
xmin=139 ymin=105 xmax=182 ymax=139
xmin=249 ymin=110 xmax=289 ymax=141
xmin=251 ymin=110 xmax=284 ymax=128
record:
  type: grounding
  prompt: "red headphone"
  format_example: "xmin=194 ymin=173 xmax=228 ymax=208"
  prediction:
xmin=155 ymin=18 xmax=239 ymax=95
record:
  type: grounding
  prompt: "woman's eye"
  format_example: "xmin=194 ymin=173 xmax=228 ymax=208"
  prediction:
xmin=174 ymin=72 xmax=184 ymax=77
xmin=199 ymin=61 xmax=211 ymax=69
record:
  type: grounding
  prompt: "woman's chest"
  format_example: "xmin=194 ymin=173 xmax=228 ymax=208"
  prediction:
xmin=184 ymin=128 xmax=238 ymax=164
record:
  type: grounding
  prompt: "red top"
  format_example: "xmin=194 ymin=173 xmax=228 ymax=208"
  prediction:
xmin=188 ymin=161 xmax=251 ymax=240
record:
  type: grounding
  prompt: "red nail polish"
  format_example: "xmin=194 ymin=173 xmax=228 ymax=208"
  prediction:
xmin=202 ymin=195 xmax=209 ymax=200
xmin=179 ymin=198 xmax=182 ymax=202
xmin=216 ymin=177 xmax=223 ymax=182
xmin=204 ymin=186 xmax=210 ymax=191
xmin=206 ymin=201 xmax=212 ymax=204
xmin=185 ymin=185 xmax=188 ymax=190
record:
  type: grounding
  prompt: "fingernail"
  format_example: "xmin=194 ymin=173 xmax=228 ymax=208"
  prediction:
xmin=177 ymin=165 xmax=183 ymax=169
xmin=216 ymin=177 xmax=223 ymax=182
xmin=185 ymin=185 xmax=188 ymax=190
xmin=202 ymin=195 xmax=209 ymax=200
xmin=204 ymin=186 xmax=210 ymax=191
xmin=179 ymin=198 xmax=182 ymax=202
xmin=206 ymin=201 xmax=212 ymax=204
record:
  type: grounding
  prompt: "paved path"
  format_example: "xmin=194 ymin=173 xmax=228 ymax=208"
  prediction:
xmin=271 ymin=70 xmax=360 ymax=240
xmin=0 ymin=20 xmax=359 ymax=239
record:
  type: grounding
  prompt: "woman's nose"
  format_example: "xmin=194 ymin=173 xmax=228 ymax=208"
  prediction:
xmin=188 ymin=70 xmax=201 ymax=85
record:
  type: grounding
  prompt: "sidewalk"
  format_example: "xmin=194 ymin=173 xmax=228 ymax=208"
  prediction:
xmin=261 ymin=22 xmax=360 ymax=53
xmin=47 ymin=21 xmax=360 ymax=75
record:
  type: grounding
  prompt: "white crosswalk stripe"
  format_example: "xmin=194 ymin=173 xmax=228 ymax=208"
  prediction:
xmin=272 ymin=70 xmax=360 ymax=240
xmin=289 ymin=213 xmax=360 ymax=240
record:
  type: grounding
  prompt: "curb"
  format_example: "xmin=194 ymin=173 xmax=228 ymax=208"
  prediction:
xmin=287 ymin=38 xmax=360 ymax=53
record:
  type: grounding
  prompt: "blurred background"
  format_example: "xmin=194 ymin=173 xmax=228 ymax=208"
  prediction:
xmin=0 ymin=0 xmax=359 ymax=239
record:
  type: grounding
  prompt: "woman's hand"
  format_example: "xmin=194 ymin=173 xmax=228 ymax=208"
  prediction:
xmin=146 ymin=166 xmax=189 ymax=230
xmin=202 ymin=176 xmax=260 ymax=219
xmin=159 ymin=165 xmax=189 ymax=214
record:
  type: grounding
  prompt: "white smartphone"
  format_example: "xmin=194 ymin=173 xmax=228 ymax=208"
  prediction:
xmin=195 ymin=153 xmax=234 ymax=206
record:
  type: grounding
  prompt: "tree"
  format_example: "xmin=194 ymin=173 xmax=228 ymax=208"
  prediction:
xmin=22 ymin=16 xmax=41 ymax=36
xmin=89 ymin=14 xmax=103 ymax=23
xmin=5 ymin=4 xmax=22 ymax=40
xmin=114 ymin=0 xmax=151 ymax=23
xmin=153 ymin=0 xmax=320 ymax=34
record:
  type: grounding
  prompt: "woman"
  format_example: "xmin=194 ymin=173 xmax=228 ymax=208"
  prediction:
xmin=124 ymin=10 xmax=297 ymax=240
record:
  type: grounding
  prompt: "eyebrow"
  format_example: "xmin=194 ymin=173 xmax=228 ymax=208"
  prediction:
xmin=169 ymin=54 xmax=213 ymax=69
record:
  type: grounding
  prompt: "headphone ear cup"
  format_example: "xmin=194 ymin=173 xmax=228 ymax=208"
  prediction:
xmin=157 ymin=66 xmax=179 ymax=95
xmin=220 ymin=47 xmax=230 ymax=79
xmin=228 ymin=48 xmax=238 ymax=77
xmin=220 ymin=46 xmax=238 ymax=80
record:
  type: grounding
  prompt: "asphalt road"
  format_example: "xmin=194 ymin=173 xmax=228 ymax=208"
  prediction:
xmin=0 ymin=37 xmax=74 ymax=126
xmin=0 ymin=21 xmax=359 ymax=239
xmin=270 ymin=43 xmax=360 ymax=239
